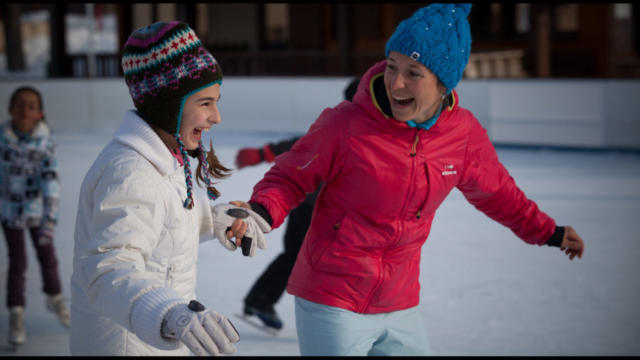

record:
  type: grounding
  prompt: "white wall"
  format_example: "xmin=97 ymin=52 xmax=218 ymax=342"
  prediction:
xmin=1 ymin=77 xmax=639 ymax=149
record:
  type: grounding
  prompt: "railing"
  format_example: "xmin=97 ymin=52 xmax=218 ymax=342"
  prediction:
xmin=69 ymin=54 xmax=121 ymax=77
xmin=464 ymin=50 xmax=527 ymax=78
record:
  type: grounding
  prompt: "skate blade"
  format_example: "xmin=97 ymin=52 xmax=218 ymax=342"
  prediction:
xmin=234 ymin=313 xmax=281 ymax=337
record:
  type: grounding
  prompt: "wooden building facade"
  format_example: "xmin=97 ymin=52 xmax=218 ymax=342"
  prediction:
xmin=1 ymin=3 xmax=639 ymax=79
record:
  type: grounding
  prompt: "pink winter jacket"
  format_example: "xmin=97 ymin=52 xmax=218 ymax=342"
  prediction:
xmin=250 ymin=60 xmax=556 ymax=314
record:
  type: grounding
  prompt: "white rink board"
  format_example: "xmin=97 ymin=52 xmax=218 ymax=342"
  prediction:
xmin=1 ymin=77 xmax=639 ymax=149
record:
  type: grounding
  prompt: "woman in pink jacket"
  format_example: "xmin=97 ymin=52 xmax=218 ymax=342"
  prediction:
xmin=235 ymin=3 xmax=585 ymax=355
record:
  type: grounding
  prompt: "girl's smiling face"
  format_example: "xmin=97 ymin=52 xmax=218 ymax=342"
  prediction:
xmin=179 ymin=84 xmax=222 ymax=150
xmin=383 ymin=51 xmax=445 ymax=124
xmin=10 ymin=90 xmax=44 ymax=133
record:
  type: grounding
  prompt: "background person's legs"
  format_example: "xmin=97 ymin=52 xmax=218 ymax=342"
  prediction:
xmin=2 ymin=225 xmax=28 ymax=308
xmin=27 ymin=227 xmax=61 ymax=297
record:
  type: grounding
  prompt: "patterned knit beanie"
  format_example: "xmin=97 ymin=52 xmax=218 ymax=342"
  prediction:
xmin=385 ymin=3 xmax=472 ymax=94
xmin=122 ymin=21 xmax=222 ymax=209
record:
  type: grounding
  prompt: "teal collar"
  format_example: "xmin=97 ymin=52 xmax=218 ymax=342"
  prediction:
xmin=406 ymin=101 xmax=443 ymax=131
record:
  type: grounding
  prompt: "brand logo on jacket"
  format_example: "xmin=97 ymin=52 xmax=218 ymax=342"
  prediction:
xmin=442 ymin=164 xmax=457 ymax=176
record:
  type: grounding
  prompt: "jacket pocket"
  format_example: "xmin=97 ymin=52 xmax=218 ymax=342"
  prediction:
xmin=308 ymin=210 xmax=346 ymax=267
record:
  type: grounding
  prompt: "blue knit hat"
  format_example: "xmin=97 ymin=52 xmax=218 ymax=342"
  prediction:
xmin=385 ymin=3 xmax=472 ymax=93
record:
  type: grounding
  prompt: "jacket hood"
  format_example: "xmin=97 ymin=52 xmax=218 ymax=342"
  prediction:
xmin=352 ymin=60 xmax=460 ymax=133
xmin=114 ymin=110 xmax=179 ymax=176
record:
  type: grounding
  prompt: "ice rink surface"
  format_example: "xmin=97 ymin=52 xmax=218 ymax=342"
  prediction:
xmin=0 ymin=128 xmax=639 ymax=356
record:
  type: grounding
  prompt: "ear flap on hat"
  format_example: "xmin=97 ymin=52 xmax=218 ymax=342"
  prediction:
xmin=136 ymin=97 xmax=182 ymax=136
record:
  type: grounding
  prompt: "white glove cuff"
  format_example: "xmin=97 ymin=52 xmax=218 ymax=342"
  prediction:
xmin=247 ymin=207 xmax=271 ymax=230
xmin=130 ymin=287 xmax=188 ymax=350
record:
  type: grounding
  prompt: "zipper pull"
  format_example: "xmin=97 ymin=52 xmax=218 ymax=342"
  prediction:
xmin=416 ymin=209 xmax=422 ymax=219
xmin=410 ymin=132 xmax=419 ymax=157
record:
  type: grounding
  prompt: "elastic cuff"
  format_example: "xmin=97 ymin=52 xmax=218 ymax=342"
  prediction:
xmin=130 ymin=287 xmax=188 ymax=350
xmin=545 ymin=226 xmax=565 ymax=247
xmin=262 ymin=145 xmax=276 ymax=162
xmin=249 ymin=201 xmax=273 ymax=226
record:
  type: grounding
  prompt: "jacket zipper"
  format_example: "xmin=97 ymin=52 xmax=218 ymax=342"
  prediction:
xmin=416 ymin=162 xmax=430 ymax=219
xmin=165 ymin=263 xmax=175 ymax=287
xmin=394 ymin=129 xmax=420 ymax=226
xmin=360 ymin=253 xmax=384 ymax=312
xmin=400 ymin=129 xmax=420 ymax=224
xmin=361 ymin=130 xmax=420 ymax=312
xmin=409 ymin=131 xmax=428 ymax=218
xmin=410 ymin=131 xmax=419 ymax=157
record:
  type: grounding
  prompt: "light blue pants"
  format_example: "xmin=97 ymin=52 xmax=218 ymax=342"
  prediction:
xmin=294 ymin=296 xmax=432 ymax=356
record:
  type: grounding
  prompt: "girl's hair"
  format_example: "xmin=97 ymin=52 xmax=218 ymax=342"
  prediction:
xmin=9 ymin=86 xmax=45 ymax=121
xmin=191 ymin=141 xmax=231 ymax=198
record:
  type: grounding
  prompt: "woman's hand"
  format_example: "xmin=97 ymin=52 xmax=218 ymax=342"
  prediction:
xmin=560 ymin=225 xmax=584 ymax=260
xmin=230 ymin=200 xmax=251 ymax=209
xmin=211 ymin=202 xmax=271 ymax=256
xmin=226 ymin=217 xmax=248 ymax=247
xmin=228 ymin=201 xmax=250 ymax=247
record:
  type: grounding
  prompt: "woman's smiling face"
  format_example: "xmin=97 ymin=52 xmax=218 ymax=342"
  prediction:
xmin=383 ymin=51 xmax=445 ymax=124
xmin=179 ymin=83 xmax=221 ymax=150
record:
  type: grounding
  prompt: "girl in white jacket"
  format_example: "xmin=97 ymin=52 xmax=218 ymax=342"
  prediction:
xmin=70 ymin=21 xmax=270 ymax=356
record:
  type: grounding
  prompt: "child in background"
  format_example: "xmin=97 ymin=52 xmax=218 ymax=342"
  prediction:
xmin=70 ymin=21 xmax=269 ymax=356
xmin=0 ymin=86 xmax=70 ymax=348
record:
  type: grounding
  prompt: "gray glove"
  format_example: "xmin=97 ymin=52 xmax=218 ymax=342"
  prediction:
xmin=212 ymin=203 xmax=271 ymax=257
xmin=161 ymin=300 xmax=240 ymax=356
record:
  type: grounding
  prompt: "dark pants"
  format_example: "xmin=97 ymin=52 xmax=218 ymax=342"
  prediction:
xmin=2 ymin=224 xmax=62 ymax=307
xmin=244 ymin=199 xmax=314 ymax=312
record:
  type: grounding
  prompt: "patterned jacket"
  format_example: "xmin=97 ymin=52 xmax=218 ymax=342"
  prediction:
xmin=0 ymin=120 xmax=59 ymax=229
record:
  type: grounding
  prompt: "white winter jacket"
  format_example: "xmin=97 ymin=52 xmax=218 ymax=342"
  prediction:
xmin=70 ymin=110 xmax=218 ymax=355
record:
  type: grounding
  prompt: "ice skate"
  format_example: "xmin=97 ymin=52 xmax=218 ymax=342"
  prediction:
xmin=9 ymin=306 xmax=25 ymax=350
xmin=46 ymin=293 xmax=70 ymax=328
xmin=235 ymin=305 xmax=283 ymax=336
